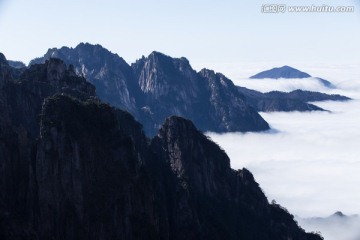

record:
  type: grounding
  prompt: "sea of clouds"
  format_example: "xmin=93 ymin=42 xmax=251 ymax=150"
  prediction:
xmin=206 ymin=64 xmax=360 ymax=240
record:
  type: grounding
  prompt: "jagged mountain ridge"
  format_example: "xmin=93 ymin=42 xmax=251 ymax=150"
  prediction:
xmin=30 ymin=43 xmax=351 ymax=134
xmin=266 ymin=89 xmax=350 ymax=102
xmin=237 ymin=87 xmax=350 ymax=112
xmin=30 ymin=43 xmax=140 ymax=114
xmin=31 ymin=43 xmax=270 ymax=136
xmin=0 ymin=57 xmax=322 ymax=239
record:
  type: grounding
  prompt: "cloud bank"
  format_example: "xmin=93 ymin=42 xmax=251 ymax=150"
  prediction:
xmin=208 ymin=100 xmax=360 ymax=217
xmin=296 ymin=214 xmax=360 ymax=240
xmin=207 ymin=71 xmax=360 ymax=239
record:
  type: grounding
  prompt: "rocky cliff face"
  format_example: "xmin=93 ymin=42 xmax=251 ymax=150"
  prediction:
xmin=0 ymin=56 xmax=322 ymax=240
xmin=199 ymin=69 xmax=269 ymax=131
xmin=30 ymin=43 xmax=140 ymax=114
xmin=134 ymin=52 xmax=199 ymax=99
xmin=31 ymin=43 xmax=270 ymax=136
xmin=132 ymin=51 xmax=209 ymax=134
xmin=132 ymin=52 xmax=269 ymax=134
xmin=0 ymin=57 xmax=97 ymax=239
xmin=1 ymin=57 xmax=95 ymax=137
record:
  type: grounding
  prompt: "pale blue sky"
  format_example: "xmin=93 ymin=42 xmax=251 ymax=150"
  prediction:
xmin=0 ymin=0 xmax=359 ymax=69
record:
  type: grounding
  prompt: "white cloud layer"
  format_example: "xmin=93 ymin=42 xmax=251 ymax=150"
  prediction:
xmin=234 ymin=77 xmax=332 ymax=93
xmin=208 ymin=100 xmax=360 ymax=217
xmin=206 ymin=71 xmax=360 ymax=239
xmin=296 ymin=215 xmax=360 ymax=240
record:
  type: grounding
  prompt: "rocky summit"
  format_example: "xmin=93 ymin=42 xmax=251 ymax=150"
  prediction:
xmin=249 ymin=66 xmax=335 ymax=88
xmin=0 ymin=54 xmax=322 ymax=240
xmin=250 ymin=66 xmax=311 ymax=79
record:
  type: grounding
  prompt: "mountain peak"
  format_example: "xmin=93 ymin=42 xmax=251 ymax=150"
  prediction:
xmin=147 ymin=51 xmax=190 ymax=65
xmin=29 ymin=44 xmax=272 ymax=136
xmin=281 ymin=65 xmax=294 ymax=69
xmin=42 ymin=58 xmax=77 ymax=82
xmin=77 ymin=42 xmax=101 ymax=48
xmin=0 ymin=53 xmax=12 ymax=84
xmin=0 ymin=53 xmax=26 ymax=83
xmin=20 ymin=58 xmax=96 ymax=100
xmin=159 ymin=115 xmax=198 ymax=137
xmin=0 ymin=52 xmax=9 ymax=66
xmin=331 ymin=211 xmax=346 ymax=218
xmin=30 ymin=42 xmax=125 ymax=67
xmin=199 ymin=68 xmax=228 ymax=79
xmin=46 ymin=57 xmax=67 ymax=73
xmin=149 ymin=50 xmax=167 ymax=57
xmin=76 ymin=42 xmax=110 ymax=53
xmin=155 ymin=115 xmax=232 ymax=192
xmin=250 ymin=65 xmax=311 ymax=79
xmin=146 ymin=51 xmax=173 ymax=64
xmin=199 ymin=68 xmax=216 ymax=75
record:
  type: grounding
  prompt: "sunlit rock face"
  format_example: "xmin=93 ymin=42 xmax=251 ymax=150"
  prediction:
xmin=30 ymin=43 xmax=139 ymax=114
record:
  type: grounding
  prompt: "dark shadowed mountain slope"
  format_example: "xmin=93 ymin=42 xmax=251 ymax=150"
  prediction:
xmin=250 ymin=66 xmax=335 ymax=88
xmin=0 ymin=58 xmax=96 ymax=137
xmin=32 ymin=44 xmax=270 ymax=135
xmin=0 ymin=57 xmax=322 ymax=240
xmin=0 ymin=53 xmax=24 ymax=85
xmin=0 ymin=53 xmax=12 ymax=84
xmin=237 ymin=87 xmax=350 ymax=112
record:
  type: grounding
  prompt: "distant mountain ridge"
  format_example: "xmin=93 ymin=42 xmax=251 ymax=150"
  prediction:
xmin=296 ymin=211 xmax=360 ymax=240
xmin=29 ymin=43 xmax=349 ymax=134
xmin=237 ymin=87 xmax=350 ymax=112
xmin=250 ymin=66 xmax=335 ymax=88
xmin=31 ymin=43 xmax=270 ymax=136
